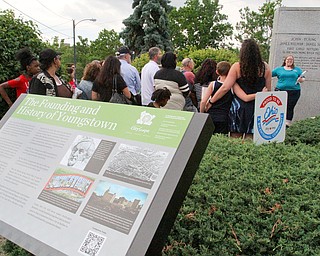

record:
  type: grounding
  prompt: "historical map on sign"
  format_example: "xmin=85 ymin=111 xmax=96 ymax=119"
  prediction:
xmin=104 ymin=144 xmax=168 ymax=189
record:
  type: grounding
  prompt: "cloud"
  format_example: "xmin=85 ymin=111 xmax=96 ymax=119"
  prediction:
xmin=1 ymin=0 xmax=319 ymax=45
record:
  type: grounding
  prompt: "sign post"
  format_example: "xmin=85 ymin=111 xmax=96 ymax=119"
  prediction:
xmin=254 ymin=91 xmax=287 ymax=145
xmin=0 ymin=94 xmax=213 ymax=256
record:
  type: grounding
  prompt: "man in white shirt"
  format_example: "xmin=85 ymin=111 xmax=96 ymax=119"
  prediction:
xmin=141 ymin=47 xmax=162 ymax=106
xmin=116 ymin=46 xmax=141 ymax=97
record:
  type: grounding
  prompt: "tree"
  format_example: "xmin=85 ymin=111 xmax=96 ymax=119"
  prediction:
xmin=90 ymin=29 xmax=121 ymax=60
xmin=0 ymin=10 xmax=44 ymax=82
xmin=235 ymin=0 xmax=282 ymax=61
xmin=0 ymin=10 xmax=45 ymax=119
xmin=120 ymin=0 xmax=173 ymax=55
xmin=168 ymin=0 xmax=233 ymax=50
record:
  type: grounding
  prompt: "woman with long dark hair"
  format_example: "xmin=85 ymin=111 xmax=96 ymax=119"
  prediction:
xmin=193 ymin=58 xmax=218 ymax=109
xmin=208 ymin=39 xmax=271 ymax=138
xmin=91 ymin=56 xmax=131 ymax=101
xmin=0 ymin=48 xmax=40 ymax=107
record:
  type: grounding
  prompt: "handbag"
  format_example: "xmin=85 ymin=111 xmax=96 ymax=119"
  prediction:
xmin=109 ymin=76 xmax=132 ymax=104
xmin=57 ymin=81 xmax=73 ymax=98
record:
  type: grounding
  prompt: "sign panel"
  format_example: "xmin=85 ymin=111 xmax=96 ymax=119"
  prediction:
xmin=254 ymin=91 xmax=287 ymax=145
xmin=0 ymin=94 xmax=213 ymax=256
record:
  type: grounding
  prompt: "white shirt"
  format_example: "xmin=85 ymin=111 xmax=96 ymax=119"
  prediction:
xmin=141 ymin=60 xmax=160 ymax=105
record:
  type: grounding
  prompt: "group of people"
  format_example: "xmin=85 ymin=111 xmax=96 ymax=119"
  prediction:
xmin=0 ymin=39 xmax=306 ymax=138
xmin=198 ymin=39 xmax=304 ymax=137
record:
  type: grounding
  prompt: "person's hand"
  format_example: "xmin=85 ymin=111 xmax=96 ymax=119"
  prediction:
xmin=262 ymin=87 xmax=268 ymax=92
xmin=204 ymin=99 xmax=212 ymax=112
xmin=297 ymin=77 xmax=305 ymax=83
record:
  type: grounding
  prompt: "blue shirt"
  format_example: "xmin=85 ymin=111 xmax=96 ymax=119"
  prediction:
xmin=272 ymin=66 xmax=303 ymax=90
xmin=119 ymin=59 xmax=141 ymax=95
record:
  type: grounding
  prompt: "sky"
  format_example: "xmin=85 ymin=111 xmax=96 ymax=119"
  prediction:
xmin=1 ymin=0 xmax=319 ymax=46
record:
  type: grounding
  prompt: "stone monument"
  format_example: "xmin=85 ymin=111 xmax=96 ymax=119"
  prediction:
xmin=269 ymin=7 xmax=320 ymax=121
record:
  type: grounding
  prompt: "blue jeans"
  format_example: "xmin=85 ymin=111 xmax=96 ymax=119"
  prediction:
xmin=276 ymin=88 xmax=301 ymax=121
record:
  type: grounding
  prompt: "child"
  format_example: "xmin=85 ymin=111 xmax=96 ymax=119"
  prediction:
xmin=147 ymin=87 xmax=171 ymax=108
xmin=200 ymin=61 xmax=255 ymax=134
xmin=199 ymin=61 xmax=232 ymax=134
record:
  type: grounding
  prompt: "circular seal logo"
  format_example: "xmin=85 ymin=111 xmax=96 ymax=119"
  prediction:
xmin=256 ymin=95 xmax=285 ymax=140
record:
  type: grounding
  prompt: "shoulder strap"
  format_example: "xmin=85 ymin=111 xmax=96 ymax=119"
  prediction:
xmin=210 ymin=81 xmax=216 ymax=97
xmin=112 ymin=75 xmax=117 ymax=93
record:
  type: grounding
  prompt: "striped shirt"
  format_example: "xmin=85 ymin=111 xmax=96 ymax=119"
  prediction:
xmin=154 ymin=68 xmax=189 ymax=110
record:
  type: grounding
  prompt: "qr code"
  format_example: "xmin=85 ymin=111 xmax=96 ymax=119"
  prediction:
xmin=78 ymin=230 xmax=106 ymax=256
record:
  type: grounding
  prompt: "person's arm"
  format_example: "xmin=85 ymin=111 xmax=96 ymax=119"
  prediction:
xmin=271 ymin=66 xmax=278 ymax=78
xmin=210 ymin=62 xmax=239 ymax=104
xmin=264 ymin=62 xmax=272 ymax=91
xmin=233 ymin=83 xmax=255 ymax=102
xmin=122 ymin=87 xmax=132 ymax=99
xmin=134 ymin=69 xmax=141 ymax=94
xmin=177 ymin=72 xmax=190 ymax=98
xmin=29 ymin=76 xmax=47 ymax=95
xmin=91 ymin=91 xmax=100 ymax=101
xmin=199 ymin=81 xmax=214 ymax=113
xmin=0 ymin=82 xmax=13 ymax=107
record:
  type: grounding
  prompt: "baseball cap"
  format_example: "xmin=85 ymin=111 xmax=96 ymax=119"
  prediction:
xmin=116 ymin=46 xmax=132 ymax=56
xmin=39 ymin=48 xmax=62 ymax=63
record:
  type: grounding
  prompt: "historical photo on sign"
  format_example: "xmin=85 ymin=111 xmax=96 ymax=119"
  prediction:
xmin=60 ymin=135 xmax=101 ymax=171
xmin=38 ymin=169 xmax=95 ymax=213
xmin=80 ymin=180 xmax=148 ymax=234
xmin=103 ymin=144 xmax=169 ymax=189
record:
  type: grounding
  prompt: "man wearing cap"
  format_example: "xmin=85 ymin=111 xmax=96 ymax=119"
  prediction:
xmin=116 ymin=46 xmax=141 ymax=98
xmin=29 ymin=48 xmax=72 ymax=97
xmin=141 ymin=47 xmax=162 ymax=106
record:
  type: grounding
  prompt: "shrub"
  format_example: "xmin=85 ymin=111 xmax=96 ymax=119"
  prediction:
xmin=2 ymin=240 xmax=32 ymax=256
xmin=132 ymin=52 xmax=150 ymax=73
xmin=131 ymin=48 xmax=239 ymax=73
xmin=285 ymin=116 xmax=320 ymax=146
xmin=163 ymin=134 xmax=320 ymax=255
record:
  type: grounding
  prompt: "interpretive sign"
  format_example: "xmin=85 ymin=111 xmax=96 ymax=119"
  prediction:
xmin=254 ymin=91 xmax=287 ymax=145
xmin=0 ymin=94 xmax=213 ymax=256
xmin=270 ymin=7 xmax=320 ymax=120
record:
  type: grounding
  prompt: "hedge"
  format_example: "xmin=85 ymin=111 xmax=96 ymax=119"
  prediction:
xmin=285 ymin=116 xmax=320 ymax=146
xmin=163 ymin=121 xmax=320 ymax=255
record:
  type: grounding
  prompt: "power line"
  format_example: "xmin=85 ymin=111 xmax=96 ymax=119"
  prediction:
xmin=34 ymin=0 xmax=71 ymax=21
xmin=2 ymin=0 xmax=71 ymax=38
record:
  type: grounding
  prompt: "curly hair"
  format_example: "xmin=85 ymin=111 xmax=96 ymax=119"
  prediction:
xmin=82 ymin=61 xmax=101 ymax=82
xmin=194 ymin=58 xmax=218 ymax=85
xmin=15 ymin=47 xmax=37 ymax=71
xmin=151 ymin=87 xmax=171 ymax=102
xmin=239 ymin=39 xmax=265 ymax=85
